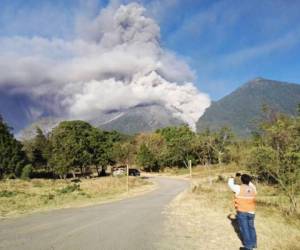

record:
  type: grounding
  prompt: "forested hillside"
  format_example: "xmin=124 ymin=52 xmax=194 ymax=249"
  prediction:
xmin=197 ymin=78 xmax=300 ymax=137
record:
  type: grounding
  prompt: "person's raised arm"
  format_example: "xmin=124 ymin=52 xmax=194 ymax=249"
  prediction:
xmin=228 ymin=177 xmax=240 ymax=193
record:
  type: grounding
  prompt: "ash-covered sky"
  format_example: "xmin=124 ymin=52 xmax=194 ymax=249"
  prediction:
xmin=1 ymin=0 xmax=300 ymax=129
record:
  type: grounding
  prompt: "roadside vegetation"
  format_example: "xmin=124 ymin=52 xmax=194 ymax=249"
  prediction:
xmin=159 ymin=165 xmax=300 ymax=250
xmin=0 ymin=176 xmax=151 ymax=218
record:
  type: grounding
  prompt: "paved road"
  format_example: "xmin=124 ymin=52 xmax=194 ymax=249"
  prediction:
xmin=0 ymin=177 xmax=188 ymax=250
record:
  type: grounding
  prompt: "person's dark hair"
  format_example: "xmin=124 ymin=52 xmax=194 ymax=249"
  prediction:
xmin=241 ymin=174 xmax=251 ymax=185
xmin=235 ymin=172 xmax=241 ymax=177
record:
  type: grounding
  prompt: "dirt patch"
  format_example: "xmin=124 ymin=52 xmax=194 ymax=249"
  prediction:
xmin=158 ymin=178 xmax=300 ymax=250
xmin=158 ymin=190 xmax=240 ymax=250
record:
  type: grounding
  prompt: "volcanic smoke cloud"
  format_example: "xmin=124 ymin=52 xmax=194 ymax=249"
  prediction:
xmin=0 ymin=2 xmax=210 ymax=130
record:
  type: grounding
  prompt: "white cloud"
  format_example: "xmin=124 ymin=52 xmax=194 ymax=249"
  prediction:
xmin=0 ymin=2 xmax=210 ymax=130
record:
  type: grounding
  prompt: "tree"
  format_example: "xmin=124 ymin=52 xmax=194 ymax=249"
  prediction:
xmin=23 ymin=127 xmax=51 ymax=170
xmin=157 ymin=125 xmax=196 ymax=167
xmin=134 ymin=132 xmax=166 ymax=171
xmin=226 ymin=140 xmax=249 ymax=167
xmin=112 ymin=141 xmax=136 ymax=166
xmin=88 ymin=129 xmax=123 ymax=176
xmin=192 ymin=127 xmax=235 ymax=166
xmin=49 ymin=121 xmax=93 ymax=179
xmin=136 ymin=143 xmax=158 ymax=172
xmin=0 ymin=115 xmax=27 ymax=178
xmin=249 ymin=111 xmax=300 ymax=213
xmin=34 ymin=128 xmax=50 ymax=166
xmin=192 ymin=130 xmax=216 ymax=166
xmin=213 ymin=127 xmax=234 ymax=165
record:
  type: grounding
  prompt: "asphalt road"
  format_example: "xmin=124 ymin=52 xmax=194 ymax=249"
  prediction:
xmin=0 ymin=177 xmax=188 ymax=250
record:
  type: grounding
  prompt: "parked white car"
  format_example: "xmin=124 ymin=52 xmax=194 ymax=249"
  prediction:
xmin=112 ymin=168 xmax=126 ymax=176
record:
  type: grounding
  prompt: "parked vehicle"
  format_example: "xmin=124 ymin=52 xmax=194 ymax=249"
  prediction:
xmin=129 ymin=168 xmax=140 ymax=176
xmin=112 ymin=167 xmax=140 ymax=177
xmin=112 ymin=168 xmax=126 ymax=176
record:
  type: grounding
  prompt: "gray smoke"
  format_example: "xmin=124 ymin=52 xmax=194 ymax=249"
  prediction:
xmin=0 ymin=2 xmax=210 ymax=130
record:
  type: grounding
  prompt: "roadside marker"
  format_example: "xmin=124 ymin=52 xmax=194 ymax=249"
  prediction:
xmin=126 ymin=164 xmax=129 ymax=195
xmin=189 ymin=160 xmax=192 ymax=178
xmin=188 ymin=160 xmax=193 ymax=189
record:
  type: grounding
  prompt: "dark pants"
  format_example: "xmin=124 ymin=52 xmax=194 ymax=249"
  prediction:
xmin=237 ymin=212 xmax=257 ymax=249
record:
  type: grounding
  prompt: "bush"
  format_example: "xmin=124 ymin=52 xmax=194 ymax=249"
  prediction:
xmin=21 ymin=164 xmax=33 ymax=180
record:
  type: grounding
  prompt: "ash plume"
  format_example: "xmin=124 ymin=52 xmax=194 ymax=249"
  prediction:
xmin=0 ymin=2 xmax=210 ymax=130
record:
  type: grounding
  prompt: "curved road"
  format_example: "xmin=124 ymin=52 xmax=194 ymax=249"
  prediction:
xmin=0 ymin=177 xmax=188 ymax=250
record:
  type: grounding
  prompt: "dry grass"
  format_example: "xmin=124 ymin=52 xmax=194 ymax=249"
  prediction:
xmin=0 ymin=176 xmax=152 ymax=218
xmin=161 ymin=163 xmax=241 ymax=178
xmin=159 ymin=165 xmax=300 ymax=250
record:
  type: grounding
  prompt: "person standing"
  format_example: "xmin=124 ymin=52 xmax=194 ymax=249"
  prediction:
xmin=228 ymin=174 xmax=257 ymax=250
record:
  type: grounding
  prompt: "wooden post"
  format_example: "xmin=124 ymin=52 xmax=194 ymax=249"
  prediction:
xmin=126 ymin=164 xmax=129 ymax=195
xmin=188 ymin=160 xmax=192 ymax=178
xmin=208 ymin=164 xmax=212 ymax=186
xmin=188 ymin=160 xmax=192 ymax=189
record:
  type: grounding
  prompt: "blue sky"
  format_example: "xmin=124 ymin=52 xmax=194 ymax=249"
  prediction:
xmin=1 ymin=0 xmax=300 ymax=100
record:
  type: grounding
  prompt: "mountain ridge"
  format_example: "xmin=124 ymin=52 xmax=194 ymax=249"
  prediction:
xmin=196 ymin=77 xmax=300 ymax=137
xmin=16 ymin=103 xmax=184 ymax=139
xmin=2 ymin=77 xmax=300 ymax=139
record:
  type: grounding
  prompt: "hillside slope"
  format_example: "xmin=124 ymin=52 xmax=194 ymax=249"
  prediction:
xmin=17 ymin=104 xmax=184 ymax=139
xmin=196 ymin=78 xmax=300 ymax=137
xmin=98 ymin=104 xmax=184 ymax=134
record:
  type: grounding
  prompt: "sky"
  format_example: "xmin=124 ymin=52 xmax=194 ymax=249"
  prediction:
xmin=1 ymin=0 xmax=300 ymax=100
xmin=0 ymin=0 xmax=299 ymax=130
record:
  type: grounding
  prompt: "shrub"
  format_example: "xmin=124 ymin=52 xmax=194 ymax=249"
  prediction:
xmin=21 ymin=164 xmax=33 ymax=180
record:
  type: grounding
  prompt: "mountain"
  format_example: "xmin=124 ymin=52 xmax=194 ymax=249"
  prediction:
xmin=16 ymin=104 xmax=184 ymax=139
xmin=98 ymin=104 xmax=184 ymax=134
xmin=0 ymin=86 xmax=184 ymax=138
xmin=196 ymin=77 xmax=300 ymax=137
xmin=5 ymin=77 xmax=300 ymax=139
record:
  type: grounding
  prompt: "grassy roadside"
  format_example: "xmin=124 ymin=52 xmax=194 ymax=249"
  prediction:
xmin=0 ymin=176 xmax=153 ymax=218
xmin=159 ymin=165 xmax=300 ymax=250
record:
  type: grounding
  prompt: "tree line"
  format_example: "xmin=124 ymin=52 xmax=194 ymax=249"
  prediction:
xmin=0 ymin=117 xmax=237 ymax=179
xmin=0 ymin=106 xmax=299 ymax=211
